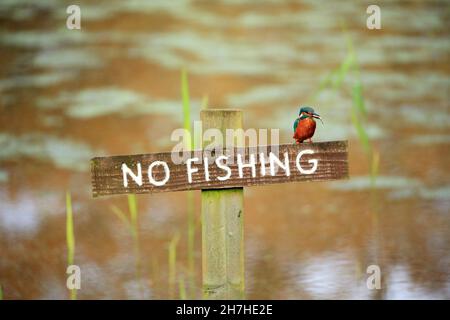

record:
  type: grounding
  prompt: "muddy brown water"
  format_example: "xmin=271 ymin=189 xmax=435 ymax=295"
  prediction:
xmin=0 ymin=0 xmax=449 ymax=299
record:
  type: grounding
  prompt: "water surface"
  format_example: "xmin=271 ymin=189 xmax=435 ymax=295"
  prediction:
xmin=0 ymin=0 xmax=449 ymax=299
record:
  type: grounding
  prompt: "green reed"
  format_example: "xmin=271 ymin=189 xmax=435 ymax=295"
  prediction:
xmin=111 ymin=194 xmax=144 ymax=298
xmin=178 ymin=274 xmax=187 ymax=300
xmin=182 ymin=68 xmax=193 ymax=148
xmin=346 ymin=33 xmax=380 ymax=185
xmin=0 ymin=284 xmax=3 ymax=300
xmin=309 ymin=27 xmax=384 ymax=284
xmin=65 ymin=191 xmax=76 ymax=300
xmin=308 ymin=30 xmax=379 ymax=184
xmin=181 ymin=68 xmax=197 ymax=298
xmin=168 ymin=232 xmax=180 ymax=299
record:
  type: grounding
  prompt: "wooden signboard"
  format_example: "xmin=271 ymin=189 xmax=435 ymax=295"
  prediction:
xmin=91 ymin=141 xmax=348 ymax=197
xmin=90 ymin=109 xmax=349 ymax=299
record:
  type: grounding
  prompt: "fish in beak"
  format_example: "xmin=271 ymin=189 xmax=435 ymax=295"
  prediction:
xmin=312 ymin=112 xmax=324 ymax=125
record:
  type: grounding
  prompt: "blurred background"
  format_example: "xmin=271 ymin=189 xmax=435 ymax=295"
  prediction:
xmin=0 ymin=0 xmax=449 ymax=299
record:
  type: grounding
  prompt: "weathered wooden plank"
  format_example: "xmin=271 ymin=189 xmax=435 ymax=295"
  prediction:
xmin=91 ymin=141 xmax=348 ymax=197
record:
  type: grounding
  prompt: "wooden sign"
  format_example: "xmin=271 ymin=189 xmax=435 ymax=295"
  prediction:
xmin=91 ymin=141 xmax=348 ymax=197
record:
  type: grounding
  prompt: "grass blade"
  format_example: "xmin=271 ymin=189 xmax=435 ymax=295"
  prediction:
xmin=318 ymin=69 xmax=336 ymax=91
xmin=351 ymin=108 xmax=370 ymax=154
xmin=181 ymin=68 xmax=193 ymax=150
xmin=168 ymin=232 xmax=180 ymax=298
xmin=181 ymin=68 xmax=196 ymax=297
xmin=65 ymin=191 xmax=76 ymax=300
xmin=352 ymin=81 xmax=367 ymax=116
xmin=178 ymin=274 xmax=187 ymax=300
xmin=66 ymin=192 xmax=75 ymax=266
xmin=110 ymin=205 xmax=132 ymax=232
xmin=126 ymin=194 xmax=144 ymax=298
xmin=333 ymin=53 xmax=354 ymax=89
xmin=187 ymin=190 xmax=195 ymax=292
xmin=127 ymin=194 xmax=138 ymax=230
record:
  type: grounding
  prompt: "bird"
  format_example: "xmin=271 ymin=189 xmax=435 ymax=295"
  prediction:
xmin=293 ymin=106 xmax=322 ymax=144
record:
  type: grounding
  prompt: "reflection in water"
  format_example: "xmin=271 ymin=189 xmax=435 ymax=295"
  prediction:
xmin=385 ymin=265 xmax=449 ymax=300
xmin=0 ymin=190 xmax=41 ymax=233
xmin=36 ymin=88 xmax=199 ymax=119
xmin=0 ymin=0 xmax=449 ymax=299
xmin=0 ymin=133 xmax=100 ymax=171
xmin=294 ymin=252 xmax=359 ymax=299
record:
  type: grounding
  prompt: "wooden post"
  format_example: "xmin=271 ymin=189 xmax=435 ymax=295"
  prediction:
xmin=201 ymin=109 xmax=244 ymax=299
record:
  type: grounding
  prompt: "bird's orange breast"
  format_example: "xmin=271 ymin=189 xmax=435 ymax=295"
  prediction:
xmin=294 ymin=118 xmax=316 ymax=142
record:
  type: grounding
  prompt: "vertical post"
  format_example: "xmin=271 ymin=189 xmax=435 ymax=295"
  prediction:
xmin=201 ymin=109 xmax=244 ymax=299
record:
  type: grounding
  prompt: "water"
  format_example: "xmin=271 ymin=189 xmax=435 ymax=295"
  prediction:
xmin=0 ymin=0 xmax=449 ymax=299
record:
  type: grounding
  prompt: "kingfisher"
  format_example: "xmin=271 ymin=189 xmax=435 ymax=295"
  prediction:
xmin=293 ymin=106 xmax=323 ymax=144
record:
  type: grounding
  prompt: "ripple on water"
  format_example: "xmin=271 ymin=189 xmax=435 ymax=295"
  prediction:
xmin=329 ymin=176 xmax=450 ymax=202
xmin=33 ymin=48 xmax=103 ymax=69
xmin=390 ymin=184 xmax=450 ymax=201
xmin=0 ymin=189 xmax=61 ymax=234
xmin=0 ymin=170 xmax=9 ymax=182
xmin=36 ymin=87 xmax=201 ymax=119
xmin=292 ymin=251 xmax=364 ymax=299
xmin=329 ymin=175 xmax=422 ymax=191
xmin=385 ymin=265 xmax=448 ymax=299
xmin=409 ymin=135 xmax=450 ymax=145
xmin=396 ymin=105 xmax=450 ymax=128
xmin=129 ymin=31 xmax=308 ymax=76
xmin=0 ymin=191 xmax=40 ymax=233
xmin=0 ymin=133 xmax=101 ymax=171
xmin=0 ymin=71 xmax=76 ymax=90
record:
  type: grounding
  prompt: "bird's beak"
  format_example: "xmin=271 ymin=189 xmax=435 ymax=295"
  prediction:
xmin=312 ymin=112 xmax=324 ymax=124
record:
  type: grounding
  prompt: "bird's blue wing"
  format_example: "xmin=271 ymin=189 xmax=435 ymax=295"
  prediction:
xmin=293 ymin=118 xmax=300 ymax=132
